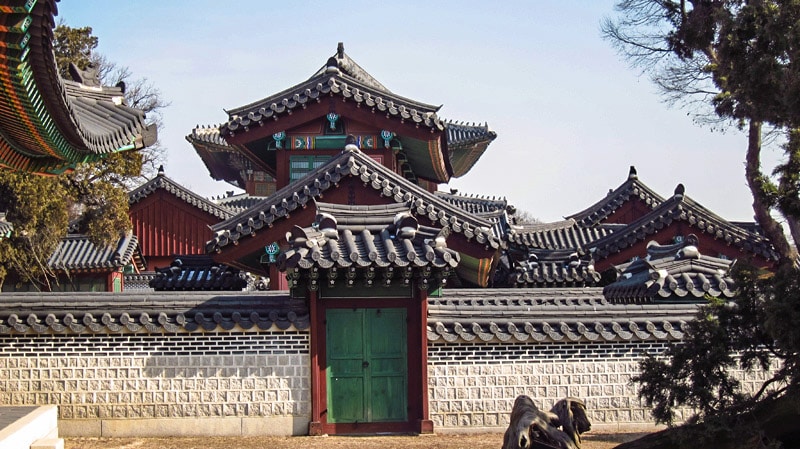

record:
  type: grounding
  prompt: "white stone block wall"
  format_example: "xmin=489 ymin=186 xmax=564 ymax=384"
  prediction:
xmin=427 ymin=339 xmax=776 ymax=431
xmin=427 ymin=340 xmax=669 ymax=430
xmin=0 ymin=329 xmax=779 ymax=436
xmin=0 ymin=331 xmax=310 ymax=436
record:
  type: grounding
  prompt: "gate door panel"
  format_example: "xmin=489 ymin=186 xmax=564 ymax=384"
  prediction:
xmin=326 ymin=308 xmax=407 ymax=423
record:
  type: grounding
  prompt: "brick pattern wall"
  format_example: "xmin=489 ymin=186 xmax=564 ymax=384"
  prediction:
xmin=427 ymin=340 xmax=672 ymax=429
xmin=0 ymin=332 xmax=310 ymax=422
xmin=0 ymin=330 xmax=778 ymax=435
xmin=427 ymin=340 xmax=774 ymax=430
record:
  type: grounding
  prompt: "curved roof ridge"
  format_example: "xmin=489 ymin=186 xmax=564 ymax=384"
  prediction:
xmin=222 ymin=74 xmax=443 ymax=136
xmin=0 ymin=1 xmax=155 ymax=174
xmin=589 ymin=189 xmax=778 ymax=262
xmin=566 ymin=166 xmax=665 ymax=226
xmin=206 ymin=147 xmax=502 ymax=253
xmin=129 ymin=167 xmax=234 ymax=220
xmin=309 ymin=42 xmax=390 ymax=93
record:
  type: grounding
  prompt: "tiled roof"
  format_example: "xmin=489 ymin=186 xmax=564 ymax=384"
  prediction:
xmin=0 ymin=291 xmax=309 ymax=334
xmin=279 ymin=202 xmax=460 ymax=272
xmin=221 ymin=43 xmax=444 ymax=138
xmin=213 ymin=193 xmax=267 ymax=214
xmin=0 ymin=212 xmax=12 ymax=239
xmin=0 ymin=0 xmax=156 ymax=174
xmin=588 ymin=185 xmax=779 ymax=262
xmin=427 ymin=288 xmax=697 ymax=343
xmin=129 ymin=166 xmax=234 ymax=220
xmin=444 ymin=121 xmax=498 ymax=178
xmin=603 ymin=235 xmax=736 ymax=303
xmin=505 ymin=249 xmax=600 ymax=288
xmin=434 ymin=191 xmax=507 ymax=216
xmin=0 ymin=288 xmax=694 ymax=340
xmin=507 ymin=218 xmax=614 ymax=250
xmin=185 ymin=125 xmax=250 ymax=188
xmin=207 ymin=147 xmax=501 ymax=253
xmin=567 ymin=166 xmax=665 ymax=227
xmin=149 ymin=255 xmax=251 ymax=291
xmin=47 ymin=232 xmax=145 ymax=272
xmin=192 ymin=44 xmax=495 ymax=186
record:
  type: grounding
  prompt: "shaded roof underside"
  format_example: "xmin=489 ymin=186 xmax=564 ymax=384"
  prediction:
xmin=0 ymin=0 xmax=155 ymax=174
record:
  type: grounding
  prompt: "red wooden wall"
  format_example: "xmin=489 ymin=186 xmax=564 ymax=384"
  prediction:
xmin=129 ymin=190 xmax=222 ymax=269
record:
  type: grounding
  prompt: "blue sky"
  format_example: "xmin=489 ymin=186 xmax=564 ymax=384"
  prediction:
xmin=58 ymin=1 xmax=774 ymax=223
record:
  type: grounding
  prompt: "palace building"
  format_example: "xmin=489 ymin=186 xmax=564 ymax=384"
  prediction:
xmin=0 ymin=8 xmax=778 ymax=436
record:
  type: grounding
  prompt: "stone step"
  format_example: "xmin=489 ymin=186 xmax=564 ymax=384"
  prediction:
xmin=0 ymin=406 xmax=59 ymax=449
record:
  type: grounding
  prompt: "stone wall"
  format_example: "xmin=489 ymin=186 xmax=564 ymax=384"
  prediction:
xmin=427 ymin=339 xmax=778 ymax=432
xmin=0 ymin=331 xmax=310 ymax=436
xmin=0 ymin=325 xmax=778 ymax=436
xmin=427 ymin=340 xmax=672 ymax=431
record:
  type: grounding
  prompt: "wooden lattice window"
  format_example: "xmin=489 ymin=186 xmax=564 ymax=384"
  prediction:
xmin=290 ymin=155 xmax=331 ymax=182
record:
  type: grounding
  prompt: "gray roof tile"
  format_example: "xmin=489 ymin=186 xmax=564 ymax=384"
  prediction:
xmin=0 ymin=1 xmax=156 ymax=173
xmin=505 ymin=249 xmax=600 ymax=288
xmin=0 ymin=291 xmax=308 ymax=334
xmin=603 ymin=234 xmax=737 ymax=303
xmin=47 ymin=232 xmax=144 ymax=272
xmin=507 ymin=218 xmax=614 ymax=250
xmin=279 ymin=202 xmax=460 ymax=271
xmin=129 ymin=166 xmax=234 ymax=220
xmin=427 ymin=288 xmax=697 ymax=343
xmin=588 ymin=185 xmax=778 ymax=262
xmin=567 ymin=166 xmax=665 ymax=227
xmin=207 ymin=147 xmax=501 ymax=253
xmin=149 ymin=255 xmax=252 ymax=291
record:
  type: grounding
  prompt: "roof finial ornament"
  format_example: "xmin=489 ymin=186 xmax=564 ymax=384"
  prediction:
xmin=344 ymin=135 xmax=359 ymax=153
xmin=337 ymin=42 xmax=345 ymax=59
xmin=628 ymin=165 xmax=637 ymax=180
xmin=674 ymin=183 xmax=685 ymax=197
xmin=157 ymin=165 xmax=165 ymax=176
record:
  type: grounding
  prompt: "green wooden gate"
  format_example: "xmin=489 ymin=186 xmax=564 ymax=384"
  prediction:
xmin=326 ymin=308 xmax=407 ymax=423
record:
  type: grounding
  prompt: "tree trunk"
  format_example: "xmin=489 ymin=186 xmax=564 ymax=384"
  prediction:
xmin=744 ymin=121 xmax=795 ymax=266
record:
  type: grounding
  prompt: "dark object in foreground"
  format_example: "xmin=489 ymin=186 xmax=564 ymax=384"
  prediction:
xmin=614 ymin=392 xmax=800 ymax=449
xmin=502 ymin=395 xmax=591 ymax=449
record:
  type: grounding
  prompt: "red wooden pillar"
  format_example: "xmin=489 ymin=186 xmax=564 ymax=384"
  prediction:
xmin=416 ymin=287 xmax=433 ymax=434
xmin=308 ymin=290 xmax=325 ymax=436
xmin=108 ymin=271 xmax=123 ymax=292
xmin=269 ymin=265 xmax=289 ymax=290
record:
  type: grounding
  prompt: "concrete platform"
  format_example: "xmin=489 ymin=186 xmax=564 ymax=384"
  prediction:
xmin=0 ymin=406 xmax=62 ymax=449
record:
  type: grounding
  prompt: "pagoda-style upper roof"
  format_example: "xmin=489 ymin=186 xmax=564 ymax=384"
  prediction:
xmin=207 ymin=146 xmax=501 ymax=254
xmin=189 ymin=43 xmax=495 ymax=188
xmin=567 ymin=166 xmax=665 ymax=227
xmin=185 ymin=125 xmax=251 ymax=188
xmin=602 ymin=234 xmax=736 ymax=303
xmin=129 ymin=166 xmax=234 ymax=220
xmin=0 ymin=0 xmax=156 ymax=174
xmin=47 ymin=231 xmax=145 ymax=273
xmin=588 ymin=184 xmax=778 ymax=263
xmin=444 ymin=120 xmax=497 ymax=178
xmin=221 ymin=43 xmax=444 ymax=137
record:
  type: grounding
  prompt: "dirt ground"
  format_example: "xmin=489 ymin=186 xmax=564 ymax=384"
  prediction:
xmin=65 ymin=430 xmax=650 ymax=449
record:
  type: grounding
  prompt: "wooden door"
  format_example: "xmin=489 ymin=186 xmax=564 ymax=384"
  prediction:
xmin=326 ymin=308 xmax=407 ymax=423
